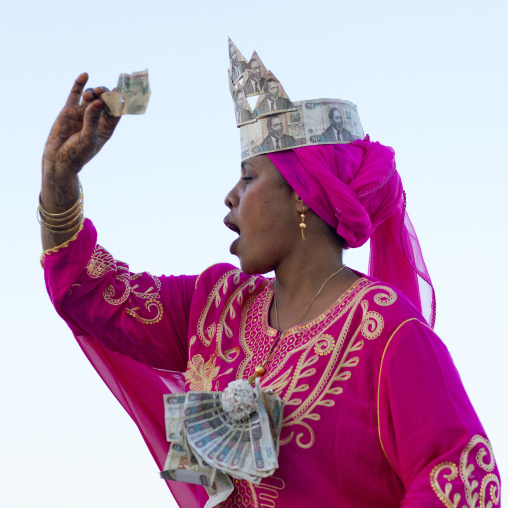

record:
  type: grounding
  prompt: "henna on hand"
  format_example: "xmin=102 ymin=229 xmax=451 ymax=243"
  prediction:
xmin=40 ymin=73 xmax=121 ymax=251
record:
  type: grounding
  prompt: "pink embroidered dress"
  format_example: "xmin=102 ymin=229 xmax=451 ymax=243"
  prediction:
xmin=43 ymin=219 xmax=500 ymax=507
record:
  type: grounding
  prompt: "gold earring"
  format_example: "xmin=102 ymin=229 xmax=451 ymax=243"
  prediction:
xmin=299 ymin=212 xmax=306 ymax=240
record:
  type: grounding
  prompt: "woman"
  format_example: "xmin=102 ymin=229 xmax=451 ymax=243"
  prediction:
xmin=40 ymin=73 xmax=500 ymax=507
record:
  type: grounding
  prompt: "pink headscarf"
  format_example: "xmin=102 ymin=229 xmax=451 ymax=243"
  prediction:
xmin=267 ymin=137 xmax=436 ymax=328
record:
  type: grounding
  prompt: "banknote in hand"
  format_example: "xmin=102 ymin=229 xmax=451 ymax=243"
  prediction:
xmin=102 ymin=70 xmax=151 ymax=116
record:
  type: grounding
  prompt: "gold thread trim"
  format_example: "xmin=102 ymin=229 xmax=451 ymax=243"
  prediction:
xmin=194 ymin=263 xmax=225 ymax=290
xmin=264 ymin=277 xmax=368 ymax=337
xmin=40 ymin=218 xmax=85 ymax=268
xmin=376 ymin=317 xmax=421 ymax=470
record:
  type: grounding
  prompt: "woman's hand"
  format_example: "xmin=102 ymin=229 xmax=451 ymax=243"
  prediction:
xmin=42 ymin=72 xmax=120 ymax=176
xmin=40 ymin=73 xmax=121 ymax=251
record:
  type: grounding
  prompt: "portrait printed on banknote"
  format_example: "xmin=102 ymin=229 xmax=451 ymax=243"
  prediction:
xmin=229 ymin=39 xmax=248 ymax=85
xmin=254 ymin=115 xmax=296 ymax=153
xmin=243 ymin=52 xmax=267 ymax=97
xmin=253 ymin=73 xmax=295 ymax=118
xmin=302 ymin=100 xmax=363 ymax=144
xmin=232 ymin=88 xmax=254 ymax=126
xmin=321 ymin=106 xmax=354 ymax=142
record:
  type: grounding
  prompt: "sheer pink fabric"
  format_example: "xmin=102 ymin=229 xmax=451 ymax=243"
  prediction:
xmin=267 ymin=137 xmax=436 ymax=327
xmin=43 ymin=229 xmax=500 ymax=505
xmin=43 ymin=221 xmax=204 ymax=508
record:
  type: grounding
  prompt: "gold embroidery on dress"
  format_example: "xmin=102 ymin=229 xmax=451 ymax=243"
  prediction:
xmin=314 ymin=334 xmax=336 ymax=356
xmin=430 ymin=435 xmax=500 ymax=507
xmin=235 ymin=280 xmax=396 ymax=449
xmin=197 ymin=270 xmax=266 ymax=363
xmin=360 ymin=301 xmax=385 ymax=340
xmin=218 ymin=479 xmax=259 ymax=508
xmin=280 ymin=287 xmax=390 ymax=449
xmin=286 ymin=284 xmax=389 ymax=446
xmin=190 ymin=274 xmax=398 ymax=450
xmin=185 ymin=336 xmax=233 ymax=391
xmin=255 ymin=476 xmax=285 ymax=508
xmin=214 ymin=277 xmax=263 ymax=363
xmin=89 ymin=247 xmax=164 ymax=325
xmin=218 ymin=477 xmax=285 ymax=508
xmin=197 ymin=269 xmax=243 ymax=347
xmin=188 ymin=271 xmax=268 ymax=393
xmin=86 ymin=245 xmax=116 ymax=278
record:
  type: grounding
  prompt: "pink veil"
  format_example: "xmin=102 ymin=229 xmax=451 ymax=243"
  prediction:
xmin=267 ymin=137 xmax=436 ymax=328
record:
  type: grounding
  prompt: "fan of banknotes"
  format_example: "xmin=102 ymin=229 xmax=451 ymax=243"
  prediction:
xmin=160 ymin=379 xmax=283 ymax=505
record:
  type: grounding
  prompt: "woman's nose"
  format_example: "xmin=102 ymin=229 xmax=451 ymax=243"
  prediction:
xmin=224 ymin=187 xmax=236 ymax=209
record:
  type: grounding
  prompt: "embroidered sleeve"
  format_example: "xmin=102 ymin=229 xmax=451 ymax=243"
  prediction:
xmin=44 ymin=219 xmax=197 ymax=371
xmin=430 ymin=435 xmax=500 ymax=507
xmin=377 ymin=319 xmax=501 ymax=505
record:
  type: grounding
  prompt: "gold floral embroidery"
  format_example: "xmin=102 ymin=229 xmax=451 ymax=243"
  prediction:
xmin=185 ymin=336 xmax=232 ymax=391
xmin=86 ymin=245 xmax=116 ymax=278
xmin=430 ymin=435 xmax=500 ymax=507
xmin=185 ymin=353 xmax=220 ymax=391
xmin=87 ymin=246 xmax=164 ymax=325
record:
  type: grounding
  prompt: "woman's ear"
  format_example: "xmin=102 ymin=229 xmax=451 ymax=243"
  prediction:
xmin=293 ymin=193 xmax=307 ymax=214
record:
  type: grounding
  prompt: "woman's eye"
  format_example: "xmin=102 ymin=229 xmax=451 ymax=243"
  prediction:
xmin=241 ymin=177 xmax=253 ymax=184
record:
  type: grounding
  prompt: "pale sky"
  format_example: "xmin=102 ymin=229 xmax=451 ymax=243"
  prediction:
xmin=1 ymin=0 xmax=506 ymax=506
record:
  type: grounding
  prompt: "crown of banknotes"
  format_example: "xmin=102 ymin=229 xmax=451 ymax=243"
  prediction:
xmin=228 ymin=38 xmax=365 ymax=161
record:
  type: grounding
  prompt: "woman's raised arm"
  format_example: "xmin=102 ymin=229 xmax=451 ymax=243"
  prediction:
xmin=40 ymin=73 xmax=120 ymax=251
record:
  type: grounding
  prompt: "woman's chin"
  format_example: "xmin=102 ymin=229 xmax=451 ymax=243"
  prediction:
xmin=238 ymin=257 xmax=274 ymax=276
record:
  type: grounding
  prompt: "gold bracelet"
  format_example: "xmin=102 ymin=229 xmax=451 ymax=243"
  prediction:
xmin=37 ymin=209 xmax=83 ymax=230
xmin=39 ymin=215 xmax=84 ymax=235
xmin=38 ymin=195 xmax=83 ymax=221
xmin=38 ymin=199 xmax=83 ymax=225
xmin=38 ymin=183 xmax=83 ymax=218
xmin=38 ymin=183 xmax=85 ymax=233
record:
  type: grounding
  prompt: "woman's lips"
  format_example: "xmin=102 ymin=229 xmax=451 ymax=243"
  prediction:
xmin=224 ymin=219 xmax=241 ymax=255
xmin=223 ymin=219 xmax=240 ymax=234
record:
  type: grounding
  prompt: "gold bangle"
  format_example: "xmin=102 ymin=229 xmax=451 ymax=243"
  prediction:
xmin=39 ymin=214 xmax=84 ymax=235
xmin=38 ymin=200 xmax=84 ymax=226
xmin=38 ymin=183 xmax=83 ymax=218
xmin=38 ymin=209 xmax=83 ymax=230
xmin=38 ymin=195 xmax=83 ymax=221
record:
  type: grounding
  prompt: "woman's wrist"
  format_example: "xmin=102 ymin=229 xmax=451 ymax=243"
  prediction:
xmin=39 ymin=174 xmax=83 ymax=251
xmin=40 ymin=169 xmax=80 ymax=214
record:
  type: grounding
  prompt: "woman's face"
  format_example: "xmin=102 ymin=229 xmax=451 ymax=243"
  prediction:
xmin=224 ymin=155 xmax=299 ymax=275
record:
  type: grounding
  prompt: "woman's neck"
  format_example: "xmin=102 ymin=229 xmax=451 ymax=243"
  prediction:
xmin=271 ymin=243 xmax=360 ymax=332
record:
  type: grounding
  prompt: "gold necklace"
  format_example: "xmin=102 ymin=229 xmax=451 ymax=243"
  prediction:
xmin=248 ymin=264 xmax=347 ymax=385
